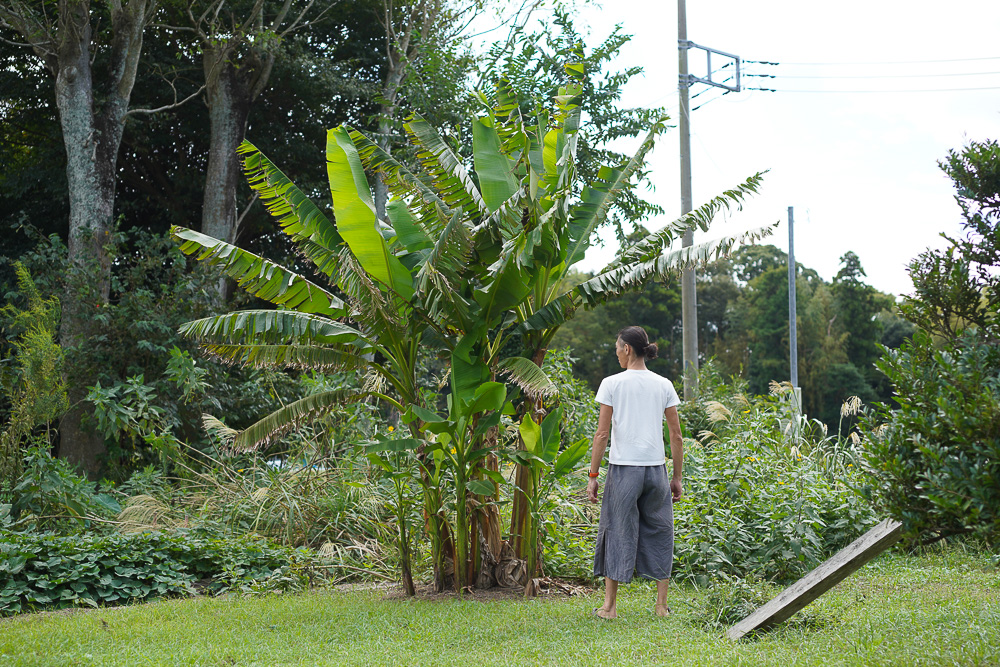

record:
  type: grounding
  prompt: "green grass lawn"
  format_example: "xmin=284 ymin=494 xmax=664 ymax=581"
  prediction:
xmin=2 ymin=547 xmax=997 ymax=666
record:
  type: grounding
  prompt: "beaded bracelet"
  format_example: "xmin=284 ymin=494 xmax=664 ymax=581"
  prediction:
xmin=588 ymin=471 xmax=600 ymax=478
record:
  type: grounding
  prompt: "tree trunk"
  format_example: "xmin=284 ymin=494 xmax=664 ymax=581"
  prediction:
xmin=373 ymin=55 xmax=407 ymax=220
xmin=51 ymin=0 xmax=149 ymax=477
xmin=200 ymin=45 xmax=272 ymax=302
xmin=200 ymin=52 xmax=254 ymax=301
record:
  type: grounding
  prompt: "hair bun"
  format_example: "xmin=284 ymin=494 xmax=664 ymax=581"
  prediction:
xmin=644 ymin=342 xmax=658 ymax=361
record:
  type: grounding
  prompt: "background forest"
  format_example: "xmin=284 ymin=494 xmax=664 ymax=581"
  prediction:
xmin=0 ymin=0 xmax=996 ymax=629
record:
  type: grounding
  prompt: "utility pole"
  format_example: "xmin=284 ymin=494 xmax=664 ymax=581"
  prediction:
xmin=676 ymin=4 xmax=742 ymax=400
xmin=678 ymin=0 xmax=697 ymax=400
xmin=788 ymin=206 xmax=802 ymax=425
xmin=788 ymin=206 xmax=798 ymax=389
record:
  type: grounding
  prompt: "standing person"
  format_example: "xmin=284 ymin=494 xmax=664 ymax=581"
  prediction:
xmin=587 ymin=325 xmax=684 ymax=619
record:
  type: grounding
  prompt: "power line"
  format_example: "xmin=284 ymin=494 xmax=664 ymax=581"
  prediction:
xmin=748 ymin=70 xmax=1000 ymax=80
xmin=748 ymin=85 xmax=1000 ymax=93
xmin=748 ymin=55 xmax=1000 ymax=66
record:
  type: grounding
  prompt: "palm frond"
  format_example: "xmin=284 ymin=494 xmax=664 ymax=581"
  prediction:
xmin=171 ymin=226 xmax=345 ymax=317
xmin=238 ymin=141 xmax=343 ymax=279
xmin=232 ymin=389 xmax=370 ymax=452
xmin=200 ymin=344 xmax=367 ymax=371
xmin=496 ymin=356 xmax=557 ymax=400
xmin=179 ymin=310 xmax=365 ymax=346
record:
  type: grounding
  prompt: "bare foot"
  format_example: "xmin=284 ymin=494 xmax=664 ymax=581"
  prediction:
xmin=654 ymin=603 xmax=671 ymax=617
xmin=593 ymin=607 xmax=617 ymax=619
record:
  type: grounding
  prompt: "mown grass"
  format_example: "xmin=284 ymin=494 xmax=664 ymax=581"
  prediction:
xmin=2 ymin=547 xmax=997 ymax=666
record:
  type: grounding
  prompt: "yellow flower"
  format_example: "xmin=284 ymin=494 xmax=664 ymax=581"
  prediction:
xmin=743 ymin=410 xmax=750 ymax=414
xmin=237 ymin=469 xmax=244 ymax=472
xmin=387 ymin=426 xmax=395 ymax=433
xmin=779 ymin=480 xmax=785 ymax=484
xmin=847 ymin=463 xmax=853 ymax=467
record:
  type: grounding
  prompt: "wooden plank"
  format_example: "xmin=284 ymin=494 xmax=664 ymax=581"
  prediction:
xmin=727 ymin=518 xmax=903 ymax=641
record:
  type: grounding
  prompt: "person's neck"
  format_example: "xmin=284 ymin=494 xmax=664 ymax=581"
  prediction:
xmin=626 ymin=359 xmax=647 ymax=371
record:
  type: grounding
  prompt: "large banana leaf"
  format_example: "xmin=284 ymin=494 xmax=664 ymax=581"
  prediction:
xmin=577 ymin=224 xmax=777 ymax=307
xmin=473 ymin=116 xmax=519 ymax=213
xmin=405 ymin=114 xmax=487 ymax=218
xmin=414 ymin=210 xmax=475 ymax=330
xmin=200 ymin=343 xmax=367 ymax=371
xmin=232 ymin=388 xmax=370 ymax=451
xmin=238 ymin=141 xmax=343 ymax=279
xmin=326 ymin=127 xmax=415 ymax=301
xmin=518 ymin=224 xmax=775 ymax=333
xmin=179 ymin=310 xmax=366 ymax=346
xmin=171 ymin=226 xmax=345 ymax=317
xmin=386 ymin=199 xmax=433 ymax=253
xmin=348 ymin=128 xmax=453 ymax=220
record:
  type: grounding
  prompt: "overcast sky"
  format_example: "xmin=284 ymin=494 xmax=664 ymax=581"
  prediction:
xmin=551 ymin=0 xmax=1000 ymax=296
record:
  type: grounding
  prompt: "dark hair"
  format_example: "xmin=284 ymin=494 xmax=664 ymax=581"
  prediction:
xmin=617 ymin=325 xmax=658 ymax=361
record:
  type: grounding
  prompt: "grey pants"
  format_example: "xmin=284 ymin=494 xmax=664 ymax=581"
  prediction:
xmin=593 ymin=464 xmax=674 ymax=583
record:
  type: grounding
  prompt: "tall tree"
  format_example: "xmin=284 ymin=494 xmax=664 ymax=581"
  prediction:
xmin=0 ymin=0 xmax=157 ymax=475
xmin=156 ymin=0 xmax=332 ymax=298
xmin=831 ymin=251 xmax=887 ymax=378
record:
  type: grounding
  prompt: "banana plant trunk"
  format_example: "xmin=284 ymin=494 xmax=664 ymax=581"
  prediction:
xmin=510 ymin=347 xmax=548 ymax=593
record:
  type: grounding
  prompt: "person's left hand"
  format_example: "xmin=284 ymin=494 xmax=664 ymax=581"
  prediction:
xmin=670 ymin=477 xmax=683 ymax=502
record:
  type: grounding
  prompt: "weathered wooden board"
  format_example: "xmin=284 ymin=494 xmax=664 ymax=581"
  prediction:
xmin=727 ymin=518 xmax=903 ymax=641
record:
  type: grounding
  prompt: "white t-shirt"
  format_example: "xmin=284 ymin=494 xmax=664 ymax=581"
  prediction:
xmin=595 ymin=369 xmax=681 ymax=466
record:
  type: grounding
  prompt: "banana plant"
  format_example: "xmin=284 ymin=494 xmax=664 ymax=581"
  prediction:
xmin=433 ymin=71 xmax=774 ymax=584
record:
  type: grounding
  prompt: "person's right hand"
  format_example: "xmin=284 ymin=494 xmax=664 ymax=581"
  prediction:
xmin=587 ymin=477 xmax=599 ymax=503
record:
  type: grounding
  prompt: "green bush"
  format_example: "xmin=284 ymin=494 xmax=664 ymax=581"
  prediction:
xmin=860 ymin=329 xmax=1000 ymax=545
xmin=9 ymin=446 xmax=121 ymax=533
xmin=0 ymin=529 xmax=311 ymax=615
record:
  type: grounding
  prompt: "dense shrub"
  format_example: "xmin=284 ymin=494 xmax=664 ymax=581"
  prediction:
xmin=0 ymin=529 xmax=312 ymax=615
xmin=859 ymin=329 xmax=1000 ymax=545
xmin=672 ymin=384 xmax=877 ymax=584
